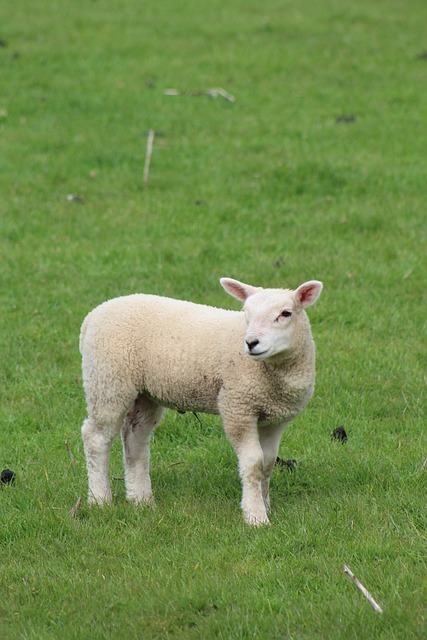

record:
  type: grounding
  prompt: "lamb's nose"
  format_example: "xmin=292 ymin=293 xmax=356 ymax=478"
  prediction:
xmin=246 ymin=339 xmax=260 ymax=352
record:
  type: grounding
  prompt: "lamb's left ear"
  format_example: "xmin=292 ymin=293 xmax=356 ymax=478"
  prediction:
xmin=295 ymin=281 xmax=323 ymax=308
xmin=220 ymin=278 xmax=259 ymax=302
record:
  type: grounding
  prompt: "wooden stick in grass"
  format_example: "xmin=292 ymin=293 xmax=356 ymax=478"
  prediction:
xmin=65 ymin=439 xmax=75 ymax=466
xmin=143 ymin=129 xmax=155 ymax=186
xmin=343 ymin=565 xmax=383 ymax=613
xmin=69 ymin=496 xmax=82 ymax=518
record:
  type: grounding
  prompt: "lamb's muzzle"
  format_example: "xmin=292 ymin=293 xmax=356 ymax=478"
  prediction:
xmin=246 ymin=339 xmax=260 ymax=353
xmin=79 ymin=277 xmax=322 ymax=526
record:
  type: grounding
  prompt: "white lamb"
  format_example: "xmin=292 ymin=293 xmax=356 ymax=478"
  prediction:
xmin=79 ymin=277 xmax=322 ymax=526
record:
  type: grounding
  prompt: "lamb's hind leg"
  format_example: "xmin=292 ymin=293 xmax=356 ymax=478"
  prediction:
xmin=82 ymin=418 xmax=117 ymax=505
xmin=122 ymin=395 xmax=164 ymax=505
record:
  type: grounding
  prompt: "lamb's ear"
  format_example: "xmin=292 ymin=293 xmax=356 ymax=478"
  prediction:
xmin=295 ymin=280 xmax=323 ymax=308
xmin=220 ymin=278 xmax=259 ymax=302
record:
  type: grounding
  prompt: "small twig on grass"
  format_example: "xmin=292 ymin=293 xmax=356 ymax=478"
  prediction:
xmin=143 ymin=129 xmax=155 ymax=187
xmin=65 ymin=439 xmax=75 ymax=466
xmin=343 ymin=565 xmax=383 ymax=613
xmin=205 ymin=87 xmax=235 ymax=102
xmin=164 ymin=87 xmax=235 ymax=103
xmin=419 ymin=456 xmax=427 ymax=473
xmin=69 ymin=496 xmax=82 ymax=518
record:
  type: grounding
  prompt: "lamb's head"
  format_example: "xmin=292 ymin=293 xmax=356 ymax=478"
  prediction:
xmin=220 ymin=277 xmax=323 ymax=362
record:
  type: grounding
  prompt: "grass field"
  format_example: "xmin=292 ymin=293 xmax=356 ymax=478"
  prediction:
xmin=1 ymin=0 xmax=426 ymax=637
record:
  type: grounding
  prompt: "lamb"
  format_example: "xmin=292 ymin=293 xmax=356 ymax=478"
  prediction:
xmin=79 ymin=277 xmax=323 ymax=526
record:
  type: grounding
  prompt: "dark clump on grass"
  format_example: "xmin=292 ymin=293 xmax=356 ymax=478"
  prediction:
xmin=331 ymin=426 xmax=348 ymax=443
xmin=275 ymin=457 xmax=298 ymax=471
xmin=1 ymin=469 xmax=16 ymax=485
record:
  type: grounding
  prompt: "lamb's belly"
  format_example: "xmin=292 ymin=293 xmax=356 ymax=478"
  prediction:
xmin=144 ymin=375 xmax=221 ymax=415
xmin=162 ymin=385 xmax=220 ymax=414
xmin=164 ymin=396 xmax=220 ymax=415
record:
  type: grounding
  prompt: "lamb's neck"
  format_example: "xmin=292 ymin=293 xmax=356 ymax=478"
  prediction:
xmin=266 ymin=333 xmax=314 ymax=372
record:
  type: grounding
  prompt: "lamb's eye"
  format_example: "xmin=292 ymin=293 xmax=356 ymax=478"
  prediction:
xmin=275 ymin=310 xmax=292 ymax=323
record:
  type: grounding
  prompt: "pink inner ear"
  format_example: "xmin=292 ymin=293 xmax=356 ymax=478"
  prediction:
xmin=226 ymin=282 xmax=251 ymax=301
xmin=296 ymin=281 xmax=322 ymax=307
xmin=220 ymin=278 xmax=257 ymax=302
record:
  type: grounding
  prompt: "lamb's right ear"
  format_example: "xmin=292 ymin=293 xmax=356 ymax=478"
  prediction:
xmin=220 ymin=278 xmax=259 ymax=302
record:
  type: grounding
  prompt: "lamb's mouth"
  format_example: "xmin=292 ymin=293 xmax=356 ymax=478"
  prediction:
xmin=248 ymin=350 xmax=269 ymax=359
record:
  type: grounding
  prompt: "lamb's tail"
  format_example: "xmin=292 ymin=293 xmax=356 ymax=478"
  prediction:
xmin=79 ymin=313 xmax=91 ymax=355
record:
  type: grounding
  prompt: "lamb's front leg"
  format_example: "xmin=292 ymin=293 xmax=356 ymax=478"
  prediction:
xmin=223 ymin=416 xmax=269 ymax=526
xmin=258 ymin=422 xmax=288 ymax=513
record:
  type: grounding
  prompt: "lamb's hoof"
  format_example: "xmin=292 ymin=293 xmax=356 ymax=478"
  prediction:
xmin=88 ymin=492 xmax=112 ymax=506
xmin=244 ymin=512 xmax=270 ymax=527
xmin=127 ymin=494 xmax=156 ymax=508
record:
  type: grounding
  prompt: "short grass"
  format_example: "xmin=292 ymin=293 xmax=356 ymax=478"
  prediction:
xmin=1 ymin=0 xmax=426 ymax=638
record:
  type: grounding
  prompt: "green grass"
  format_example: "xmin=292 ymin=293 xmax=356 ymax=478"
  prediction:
xmin=1 ymin=0 xmax=426 ymax=637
